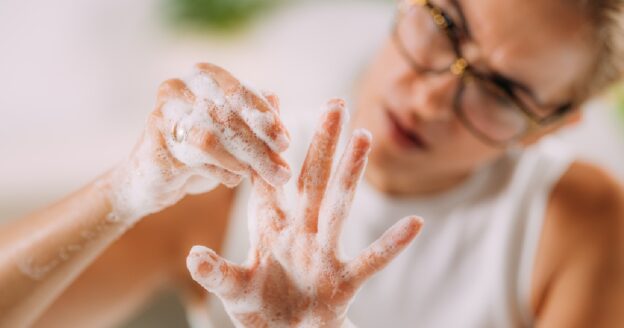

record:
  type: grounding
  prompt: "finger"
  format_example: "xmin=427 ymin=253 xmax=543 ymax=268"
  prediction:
xmin=261 ymin=90 xmax=280 ymax=114
xmin=259 ymin=90 xmax=291 ymax=142
xmin=185 ymin=128 xmax=250 ymax=175
xmin=345 ymin=216 xmax=423 ymax=287
xmin=248 ymin=173 xmax=289 ymax=248
xmin=207 ymin=102 xmax=291 ymax=187
xmin=193 ymin=63 xmax=290 ymax=153
xmin=186 ymin=245 xmax=248 ymax=298
xmin=235 ymin=314 xmax=270 ymax=328
xmin=318 ymin=129 xmax=372 ymax=252
xmin=144 ymin=116 xmax=186 ymax=171
xmin=296 ymin=98 xmax=347 ymax=233
xmin=157 ymin=78 xmax=196 ymax=105
xmin=236 ymin=93 xmax=290 ymax=153
xmin=154 ymin=79 xmax=195 ymax=140
xmin=198 ymin=164 xmax=243 ymax=188
xmin=194 ymin=62 xmax=240 ymax=94
xmin=183 ymin=175 xmax=218 ymax=194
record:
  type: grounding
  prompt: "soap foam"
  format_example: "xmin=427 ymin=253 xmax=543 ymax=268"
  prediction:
xmin=17 ymin=220 xmax=128 ymax=281
xmin=108 ymin=65 xmax=293 ymax=222
xmin=192 ymin=102 xmax=373 ymax=327
xmin=187 ymin=70 xmax=226 ymax=107
xmin=187 ymin=108 xmax=361 ymax=326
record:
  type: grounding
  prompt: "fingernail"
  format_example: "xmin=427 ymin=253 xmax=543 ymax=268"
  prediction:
xmin=353 ymin=128 xmax=372 ymax=143
xmin=271 ymin=164 xmax=291 ymax=186
xmin=323 ymin=98 xmax=350 ymax=125
xmin=189 ymin=245 xmax=210 ymax=256
xmin=274 ymin=131 xmax=290 ymax=152
xmin=223 ymin=175 xmax=243 ymax=188
xmin=402 ymin=216 xmax=425 ymax=235
xmin=187 ymin=245 xmax=210 ymax=275
xmin=326 ymin=98 xmax=346 ymax=111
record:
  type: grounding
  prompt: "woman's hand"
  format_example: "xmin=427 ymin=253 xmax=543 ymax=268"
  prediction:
xmin=187 ymin=99 xmax=423 ymax=327
xmin=108 ymin=63 xmax=291 ymax=221
xmin=0 ymin=62 xmax=293 ymax=327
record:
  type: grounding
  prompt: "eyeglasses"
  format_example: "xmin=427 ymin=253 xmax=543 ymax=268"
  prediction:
xmin=393 ymin=0 xmax=574 ymax=146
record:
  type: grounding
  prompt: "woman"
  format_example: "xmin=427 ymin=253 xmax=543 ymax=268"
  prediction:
xmin=1 ymin=0 xmax=623 ymax=327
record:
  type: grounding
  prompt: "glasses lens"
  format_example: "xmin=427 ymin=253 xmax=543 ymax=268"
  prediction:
xmin=396 ymin=3 xmax=456 ymax=71
xmin=459 ymin=78 xmax=529 ymax=143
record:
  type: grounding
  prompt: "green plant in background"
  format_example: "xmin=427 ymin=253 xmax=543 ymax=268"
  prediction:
xmin=163 ymin=0 xmax=393 ymax=32
xmin=165 ymin=0 xmax=280 ymax=31
xmin=609 ymin=83 xmax=624 ymax=125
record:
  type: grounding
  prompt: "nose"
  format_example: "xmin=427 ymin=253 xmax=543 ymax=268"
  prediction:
xmin=408 ymin=71 xmax=458 ymax=123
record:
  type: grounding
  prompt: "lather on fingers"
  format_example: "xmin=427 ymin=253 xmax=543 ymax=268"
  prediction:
xmin=249 ymin=174 xmax=289 ymax=249
xmin=194 ymin=63 xmax=290 ymax=153
xmin=185 ymin=97 xmax=425 ymax=328
xmin=318 ymin=128 xmax=372 ymax=253
xmin=205 ymin=104 xmax=291 ymax=186
xmin=184 ymin=127 xmax=250 ymax=175
xmin=154 ymin=63 xmax=292 ymax=187
xmin=186 ymin=64 xmax=291 ymax=186
xmin=296 ymin=99 xmax=347 ymax=233
xmin=261 ymin=90 xmax=281 ymax=114
xmin=156 ymin=78 xmax=195 ymax=109
xmin=186 ymin=245 xmax=248 ymax=298
xmin=345 ymin=216 xmax=423 ymax=288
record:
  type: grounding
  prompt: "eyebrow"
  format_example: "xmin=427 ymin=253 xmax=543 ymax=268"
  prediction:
xmin=447 ymin=0 xmax=543 ymax=106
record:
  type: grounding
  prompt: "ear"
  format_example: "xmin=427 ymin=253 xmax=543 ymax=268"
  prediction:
xmin=520 ymin=109 xmax=583 ymax=146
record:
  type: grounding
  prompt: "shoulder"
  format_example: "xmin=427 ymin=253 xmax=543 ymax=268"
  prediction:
xmin=547 ymin=161 xmax=623 ymax=243
xmin=531 ymin=161 xmax=624 ymax=322
xmin=552 ymin=161 xmax=622 ymax=208
xmin=543 ymin=161 xmax=623 ymax=276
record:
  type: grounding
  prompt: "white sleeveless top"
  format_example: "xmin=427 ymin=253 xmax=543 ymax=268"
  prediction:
xmin=206 ymin=115 xmax=574 ymax=328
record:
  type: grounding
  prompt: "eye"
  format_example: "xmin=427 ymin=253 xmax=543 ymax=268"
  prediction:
xmin=433 ymin=2 xmax=467 ymax=40
xmin=431 ymin=8 xmax=455 ymax=31
xmin=478 ymin=80 xmax=517 ymax=109
xmin=441 ymin=11 xmax=467 ymax=40
xmin=492 ymin=92 xmax=514 ymax=107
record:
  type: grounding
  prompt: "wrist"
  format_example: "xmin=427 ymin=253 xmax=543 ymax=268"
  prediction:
xmin=104 ymin=159 xmax=159 ymax=224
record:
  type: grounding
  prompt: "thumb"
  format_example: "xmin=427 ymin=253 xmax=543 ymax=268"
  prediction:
xmin=187 ymin=245 xmax=247 ymax=298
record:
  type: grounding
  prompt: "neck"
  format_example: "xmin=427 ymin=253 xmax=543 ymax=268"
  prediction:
xmin=364 ymin=161 xmax=473 ymax=197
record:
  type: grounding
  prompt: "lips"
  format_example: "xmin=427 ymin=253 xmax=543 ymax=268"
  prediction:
xmin=385 ymin=109 xmax=430 ymax=151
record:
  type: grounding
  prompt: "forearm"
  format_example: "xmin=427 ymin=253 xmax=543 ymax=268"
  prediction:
xmin=0 ymin=170 xmax=136 ymax=327
xmin=30 ymin=187 xmax=235 ymax=328
xmin=0 ymin=62 xmax=289 ymax=327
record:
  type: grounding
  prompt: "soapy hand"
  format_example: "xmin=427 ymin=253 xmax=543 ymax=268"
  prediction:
xmin=109 ymin=63 xmax=291 ymax=221
xmin=187 ymin=99 xmax=423 ymax=327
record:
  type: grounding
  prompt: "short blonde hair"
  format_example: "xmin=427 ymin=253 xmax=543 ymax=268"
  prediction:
xmin=578 ymin=0 xmax=624 ymax=101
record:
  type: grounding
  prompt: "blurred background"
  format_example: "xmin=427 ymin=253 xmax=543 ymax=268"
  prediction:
xmin=0 ymin=0 xmax=623 ymax=326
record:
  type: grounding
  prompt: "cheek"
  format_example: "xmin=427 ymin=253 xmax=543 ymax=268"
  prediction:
xmin=354 ymin=40 xmax=408 ymax=124
xmin=435 ymin=119 xmax=503 ymax=168
xmin=357 ymin=40 xmax=408 ymax=100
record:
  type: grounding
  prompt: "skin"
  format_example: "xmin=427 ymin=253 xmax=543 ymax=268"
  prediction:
xmin=1 ymin=0 xmax=623 ymax=326
xmin=353 ymin=0 xmax=624 ymax=326
xmin=187 ymin=101 xmax=422 ymax=327
xmin=30 ymin=187 xmax=236 ymax=328
xmin=356 ymin=0 xmax=594 ymax=196
xmin=0 ymin=63 xmax=292 ymax=327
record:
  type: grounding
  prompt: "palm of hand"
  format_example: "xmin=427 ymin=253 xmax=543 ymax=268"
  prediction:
xmin=187 ymin=100 xmax=422 ymax=328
